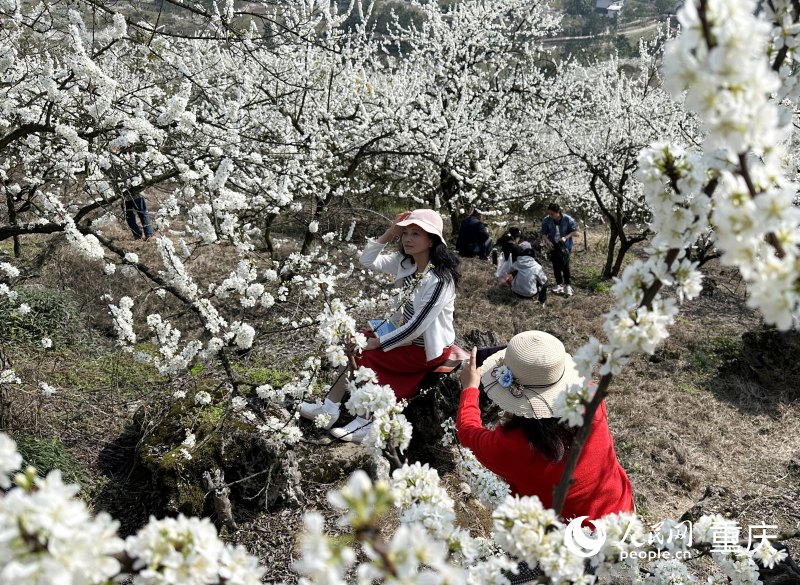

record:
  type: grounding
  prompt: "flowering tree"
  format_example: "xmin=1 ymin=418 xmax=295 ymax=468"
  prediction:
xmin=0 ymin=0 xmax=425 ymax=508
xmin=366 ymin=0 xmax=561 ymax=230
xmin=537 ymin=27 xmax=699 ymax=278
xmin=1 ymin=0 xmax=800 ymax=584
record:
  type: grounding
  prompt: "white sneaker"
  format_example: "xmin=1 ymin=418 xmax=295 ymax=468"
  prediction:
xmin=565 ymin=285 xmax=573 ymax=297
xmin=329 ymin=416 xmax=372 ymax=444
xmin=299 ymin=398 xmax=340 ymax=429
xmin=552 ymin=284 xmax=564 ymax=294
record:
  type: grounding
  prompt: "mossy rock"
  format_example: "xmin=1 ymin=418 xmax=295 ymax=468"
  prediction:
xmin=132 ymin=388 xmax=303 ymax=519
xmin=297 ymin=442 xmax=369 ymax=484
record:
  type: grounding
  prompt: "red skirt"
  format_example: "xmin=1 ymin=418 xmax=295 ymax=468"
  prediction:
xmin=356 ymin=344 xmax=450 ymax=400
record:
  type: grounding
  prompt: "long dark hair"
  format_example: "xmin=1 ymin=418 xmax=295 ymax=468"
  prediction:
xmin=400 ymin=234 xmax=461 ymax=287
xmin=502 ymin=415 xmax=578 ymax=462
xmin=497 ymin=233 xmax=522 ymax=262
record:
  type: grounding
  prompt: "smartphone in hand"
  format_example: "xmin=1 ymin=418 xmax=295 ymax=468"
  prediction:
xmin=475 ymin=345 xmax=507 ymax=368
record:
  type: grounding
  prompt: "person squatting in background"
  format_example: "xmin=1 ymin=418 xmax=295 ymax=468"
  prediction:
xmin=299 ymin=209 xmax=461 ymax=443
xmin=456 ymin=330 xmax=634 ymax=520
xmin=456 ymin=209 xmax=493 ymax=260
xmin=509 ymin=243 xmax=548 ymax=304
xmin=541 ymin=203 xmax=578 ymax=296
xmin=494 ymin=227 xmax=523 ymax=285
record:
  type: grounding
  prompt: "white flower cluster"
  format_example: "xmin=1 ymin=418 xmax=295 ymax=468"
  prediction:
xmin=592 ymin=512 xmax=646 ymax=577
xmin=693 ymin=515 xmax=782 ymax=577
xmin=328 ymin=469 xmax=393 ymax=531
xmin=390 ymin=462 xmax=492 ymax=565
xmin=0 ymin=283 xmax=17 ymax=300
xmin=751 ymin=538 xmax=789 ymax=570
xmin=713 ymin=549 xmax=762 ymax=585
xmin=553 ymin=381 xmax=597 ymax=427
xmin=492 ymin=495 xmax=588 ymax=583
xmin=391 ymin=463 xmax=457 ymax=538
xmin=108 ymin=296 xmax=137 ymax=347
xmin=662 ymin=0 xmax=800 ymax=330
xmin=232 ymin=322 xmax=255 ymax=349
xmin=256 ymin=416 xmax=302 ymax=445
xmin=0 ymin=369 xmax=21 ymax=385
xmin=560 ymin=143 xmax=711 ymax=428
xmin=0 ymin=261 xmax=20 ymax=279
xmin=315 ymin=298 xmax=367 ymax=367
xmin=644 ymin=559 xmax=696 ymax=585
xmin=194 ymin=390 xmax=212 ymax=406
xmin=343 ymin=367 xmax=412 ymax=455
xmin=305 ymin=470 xmax=463 ymax=583
xmin=125 ymin=514 xmax=264 ymax=585
xmin=146 ymin=314 xmax=202 ymax=375
xmin=292 ymin=512 xmax=355 ymax=585
xmin=255 ymin=383 xmax=280 ymax=402
xmin=364 ymin=409 xmax=414 ymax=455
xmin=38 ymin=381 xmax=56 ymax=396
xmin=454 ymin=447 xmax=509 ymax=509
xmin=0 ymin=468 xmax=124 ymax=584
xmin=213 ymin=260 xmax=273 ymax=308
xmin=0 ymin=433 xmax=22 ymax=488
xmin=440 ymin=419 xmax=510 ymax=509
xmin=345 ymin=378 xmax=395 ymax=416
xmin=182 ymin=429 xmax=196 ymax=449
xmin=39 ymin=194 xmax=102 ymax=262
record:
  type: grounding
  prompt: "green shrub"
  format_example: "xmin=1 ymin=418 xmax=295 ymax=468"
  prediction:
xmin=0 ymin=286 xmax=91 ymax=347
xmin=15 ymin=435 xmax=89 ymax=486
xmin=582 ymin=268 xmax=613 ymax=293
xmin=688 ymin=334 xmax=743 ymax=373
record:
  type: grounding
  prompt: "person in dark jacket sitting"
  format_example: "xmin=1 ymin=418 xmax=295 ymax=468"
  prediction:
xmin=456 ymin=209 xmax=493 ymax=260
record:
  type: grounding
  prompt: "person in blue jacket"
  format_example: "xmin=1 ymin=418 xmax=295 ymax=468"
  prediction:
xmin=540 ymin=203 xmax=578 ymax=297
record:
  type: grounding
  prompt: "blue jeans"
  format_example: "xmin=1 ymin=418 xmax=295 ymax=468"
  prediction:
xmin=124 ymin=196 xmax=154 ymax=238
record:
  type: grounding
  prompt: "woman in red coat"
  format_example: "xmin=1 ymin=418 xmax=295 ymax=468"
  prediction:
xmin=456 ymin=330 xmax=634 ymax=521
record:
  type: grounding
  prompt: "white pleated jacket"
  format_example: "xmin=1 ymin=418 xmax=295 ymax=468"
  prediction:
xmin=360 ymin=239 xmax=456 ymax=361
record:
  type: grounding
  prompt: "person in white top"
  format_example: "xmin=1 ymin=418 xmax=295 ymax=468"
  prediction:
xmin=299 ymin=209 xmax=461 ymax=443
xmin=510 ymin=246 xmax=548 ymax=304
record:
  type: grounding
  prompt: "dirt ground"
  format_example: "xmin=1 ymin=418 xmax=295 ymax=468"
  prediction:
xmin=2 ymin=227 xmax=798 ymax=583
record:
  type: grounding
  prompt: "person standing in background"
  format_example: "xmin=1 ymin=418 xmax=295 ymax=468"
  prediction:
xmin=540 ymin=203 xmax=578 ymax=296
xmin=108 ymin=147 xmax=157 ymax=241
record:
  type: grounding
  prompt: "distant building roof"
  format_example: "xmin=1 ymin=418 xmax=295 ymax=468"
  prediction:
xmin=596 ymin=0 xmax=624 ymax=15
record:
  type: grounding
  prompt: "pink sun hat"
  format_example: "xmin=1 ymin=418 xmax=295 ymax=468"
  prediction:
xmin=395 ymin=209 xmax=446 ymax=244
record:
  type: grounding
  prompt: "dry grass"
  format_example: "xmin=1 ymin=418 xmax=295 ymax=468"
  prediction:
xmin=455 ymin=239 xmax=799 ymax=557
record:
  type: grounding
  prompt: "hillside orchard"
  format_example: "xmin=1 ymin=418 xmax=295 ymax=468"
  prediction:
xmin=0 ymin=0 xmax=798 ymax=583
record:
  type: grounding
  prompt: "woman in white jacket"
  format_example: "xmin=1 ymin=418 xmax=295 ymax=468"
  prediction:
xmin=299 ymin=209 xmax=461 ymax=443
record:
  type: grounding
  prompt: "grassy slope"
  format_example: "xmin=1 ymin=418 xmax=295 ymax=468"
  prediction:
xmin=2 ymin=228 xmax=798 ymax=582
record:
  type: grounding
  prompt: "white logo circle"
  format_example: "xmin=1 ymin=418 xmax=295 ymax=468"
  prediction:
xmin=563 ymin=516 xmax=606 ymax=558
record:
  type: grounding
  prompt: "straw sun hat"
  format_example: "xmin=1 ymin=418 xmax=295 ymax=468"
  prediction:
xmin=480 ymin=331 xmax=585 ymax=419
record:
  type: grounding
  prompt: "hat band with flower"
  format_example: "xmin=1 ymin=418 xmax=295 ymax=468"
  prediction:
xmin=479 ymin=331 xmax=585 ymax=419
xmin=490 ymin=363 xmax=566 ymax=396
